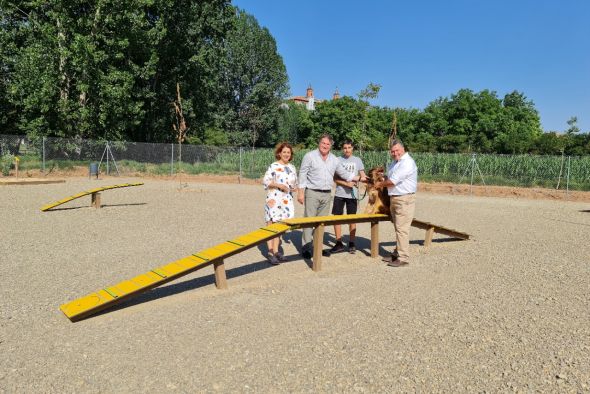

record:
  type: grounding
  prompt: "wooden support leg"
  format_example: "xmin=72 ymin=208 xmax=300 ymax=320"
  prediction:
xmin=213 ymin=259 xmax=228 ymax=289
xmin=91 ymin=192 xmax=101 ymax=208
xmin=424 ymin=226 xmax=435 ymax=247
xmin=370 ymin=221 xmax=379 ymax=258
xmin=312 ymin=224 xmax=325 ymax=272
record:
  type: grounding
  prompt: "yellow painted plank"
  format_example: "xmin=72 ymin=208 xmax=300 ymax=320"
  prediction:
xmin=210 ymin=242 xmax=241 ymax=254
xmin=60 ymin=289 xmax=116 ymax=319
xmin=130 ymin=272 xmax=163 ymax=287
xmin=231 ymin=234 xmax=262 ymax=245
xmin=41 ymin=183 xmax=144 ymax=211
xmin=197 ymin=247 xmax=225 ymax=260
xmin=263 ymin=223 xmax=292 ymax=233
xmin=158 ymin=262 xmax=187 ymax=276
xmin=112 ymin=280 xmax=141 ymax=294
xmin=175 ymin=255 xmax=208 ymax=269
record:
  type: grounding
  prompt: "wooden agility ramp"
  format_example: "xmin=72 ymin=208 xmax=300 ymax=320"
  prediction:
xmin=40 ymin=182 xmax=143 ymax=211
xmin=60 ymin=214 xmax=469 ymax=322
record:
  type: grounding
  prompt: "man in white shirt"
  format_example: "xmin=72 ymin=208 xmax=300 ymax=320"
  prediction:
xmin=374 ymin=140 xmax=418 ymax=267
xmin=297 ymin=134 xmax=363 ymax=260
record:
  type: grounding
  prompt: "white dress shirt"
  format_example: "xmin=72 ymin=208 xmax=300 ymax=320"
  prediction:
xmin=386 ymin=152 xmax=418 ymax=196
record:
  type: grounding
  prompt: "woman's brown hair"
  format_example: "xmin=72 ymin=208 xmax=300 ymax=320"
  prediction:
xmin=274 ymin=142 xmax=293 ymax=161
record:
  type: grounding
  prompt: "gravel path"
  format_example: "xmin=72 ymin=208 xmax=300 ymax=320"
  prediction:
xmin=1 ymin=177 xmax=589 ymax=392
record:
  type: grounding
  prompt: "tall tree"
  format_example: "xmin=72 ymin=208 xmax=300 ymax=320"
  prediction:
xmin=219 ymin=8 xmax=288 ymax=147
xmin=0 ymin=0 xmax=232 ymax=142
xmin=494 ymin=91 xmax=542 ymax=153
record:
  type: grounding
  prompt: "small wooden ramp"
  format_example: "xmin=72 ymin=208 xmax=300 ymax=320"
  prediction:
xmin=60 ymin=214 xmax=469 ymax=322
xmin=40 ymin=182 xmax=143 ymax=211
xmin=60 ymin=222 xmax=291 ymax=322
xmin=0 ymin=177 xmax=65 ymax=186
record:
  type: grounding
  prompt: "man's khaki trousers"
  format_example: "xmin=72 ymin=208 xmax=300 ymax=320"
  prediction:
xmin=389 ymin=194 xmax=416 ymax=263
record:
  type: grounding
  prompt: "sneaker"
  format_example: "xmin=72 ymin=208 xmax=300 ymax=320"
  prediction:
xmin=302 ymin=250 xmax=312 ymax=260
xmin=329 ymin=241 xmax=345 ymax=253
xmin=275 ymin=251 xmax=287 ymax=262
xmin=322 ymin=250 xmax=331 ymax=257
xmin=267 ymin=252 xmax=280 ymax=265
xmin=348 ymin=242 xmax=356 ymax=254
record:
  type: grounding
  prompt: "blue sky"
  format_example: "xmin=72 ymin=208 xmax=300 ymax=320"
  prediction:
xmin=232 ymin=0 xmax=589 ymax=133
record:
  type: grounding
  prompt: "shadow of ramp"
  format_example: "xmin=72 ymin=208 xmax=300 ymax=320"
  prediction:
xmin=94 ymin=259 xmax=277 ymax=318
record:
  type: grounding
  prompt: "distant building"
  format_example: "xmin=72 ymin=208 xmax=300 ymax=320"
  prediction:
xmin=288 ymin=85 xmax=340 ymax=110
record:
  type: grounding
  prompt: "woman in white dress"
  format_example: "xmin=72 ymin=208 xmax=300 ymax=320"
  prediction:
xmin=262 ymin=142 xmax=298 ymax=265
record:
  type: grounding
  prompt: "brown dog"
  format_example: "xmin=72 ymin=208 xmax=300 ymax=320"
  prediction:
xmin=364 ymin=166 xmax=390 ymax=215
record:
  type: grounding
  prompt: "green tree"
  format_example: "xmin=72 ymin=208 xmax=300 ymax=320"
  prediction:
xmin=0 ymin=0 xmax=232 ymax=142
xmin=309 ymin=96 xmax=364 ymax=147
xmin=276 ymin=101 xmax=313 ymax=146
xmin=494 ymin=91 xmax=542 ymax=153
xmin=352 ymin=82 xmax=381 ymax=152
xmin=219 ymin=8 xmax=288 ymax=147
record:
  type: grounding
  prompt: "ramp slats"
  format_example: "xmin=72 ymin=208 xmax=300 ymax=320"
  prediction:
xmin=60 ymin=221 xmax=293 ymax=321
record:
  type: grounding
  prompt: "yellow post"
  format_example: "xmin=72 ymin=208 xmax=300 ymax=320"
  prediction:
xmin=14 ymin=156 xmax=19 ymax=178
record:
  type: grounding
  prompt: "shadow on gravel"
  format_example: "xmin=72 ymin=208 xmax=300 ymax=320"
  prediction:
xmin=45 ymin=202 xmax=146 ymax=211
xmin=98 ymin=259 xmax=279 ymax=317
xmin=580 ymin=209 xmax=590 ymax=213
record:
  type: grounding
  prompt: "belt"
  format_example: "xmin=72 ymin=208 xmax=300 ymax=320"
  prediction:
xmin=309 ymin=188 xmax=331 ymax=193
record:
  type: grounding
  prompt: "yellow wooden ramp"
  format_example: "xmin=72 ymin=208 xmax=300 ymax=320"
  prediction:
xmin=60 ymin=222 xmax=291 ymax=321
xmin=40 ymin=182 xmax=144 ymax=211
xmin=283 ymin=213 xmax=389 ymax=228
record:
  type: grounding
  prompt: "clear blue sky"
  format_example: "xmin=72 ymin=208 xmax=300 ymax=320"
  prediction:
xmin=232 ymin=0 xmax=590 ymax=133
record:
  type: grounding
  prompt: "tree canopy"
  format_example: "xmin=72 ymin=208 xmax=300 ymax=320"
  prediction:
xmin=0 ymin=1 xmax=587 ymax=154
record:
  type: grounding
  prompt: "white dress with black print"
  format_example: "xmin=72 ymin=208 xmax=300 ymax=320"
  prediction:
xmin=263 ymin=161 xmax=298 ymax=223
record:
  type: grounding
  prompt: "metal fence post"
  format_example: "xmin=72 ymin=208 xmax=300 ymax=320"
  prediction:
xmin=239 ymin=146 xmax=243 ymax=184
xmin=171 ymin=143 xmax=174 ymax=176
xmin=566 ymin=156 xmax=570 ymax=199
xmin=42 ymin=136 xmax=46 ymax=173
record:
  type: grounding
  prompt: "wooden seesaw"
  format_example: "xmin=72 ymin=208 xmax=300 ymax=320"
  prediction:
xmin=59 ymin=214 xmax=469 ymax=322
xmin=40 ymin=182 xmax=143 ymax=211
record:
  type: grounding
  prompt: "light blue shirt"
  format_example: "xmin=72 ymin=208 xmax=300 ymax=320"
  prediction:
xmin=298 ymin=149 xmax=354 ymax=190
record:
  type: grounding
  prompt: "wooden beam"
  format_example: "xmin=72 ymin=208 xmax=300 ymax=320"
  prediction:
xmin=370 ymin=221 xmax=379 ymax=258
xmin=312 ymin=223 xmax=325 ymax=272
xmin=213 ymin=259 xmax=228 ymax=289
xmin=91 ymin=192 xmax=101 ymax=208
xmin=424 ymin=226 xmax=435 ymax=247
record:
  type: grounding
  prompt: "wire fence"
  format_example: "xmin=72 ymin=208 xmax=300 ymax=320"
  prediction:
xmin=1 ymin=134 xmax=589 ymax=192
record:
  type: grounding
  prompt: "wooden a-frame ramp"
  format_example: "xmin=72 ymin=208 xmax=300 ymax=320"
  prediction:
xmin=60 ymin=214 xmax=469 ymax=322
xmin=40 ymin=182 xmax=143 ymax=211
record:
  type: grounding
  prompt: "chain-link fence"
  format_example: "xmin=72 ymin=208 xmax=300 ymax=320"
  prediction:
xmin=1 ymin=134 xmax=589 ymax=191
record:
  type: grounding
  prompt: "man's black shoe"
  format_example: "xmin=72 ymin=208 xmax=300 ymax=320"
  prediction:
xmin=302 ymin=250 xmax=312 ymax=260
xmin=348 ymin=242 xmax=356 ymax=254
xmin=329 ymin=241 xmax=345 ymax=253
xmin=322 ymin=250 xmax=331 ymax=257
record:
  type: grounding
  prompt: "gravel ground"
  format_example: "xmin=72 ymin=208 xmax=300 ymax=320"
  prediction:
xmin=1 ymin=177 xmax=589 ymax=393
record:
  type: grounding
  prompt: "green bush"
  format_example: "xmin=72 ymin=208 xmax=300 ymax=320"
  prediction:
xmin=1 ymin=153 xmax=15 ymax=176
